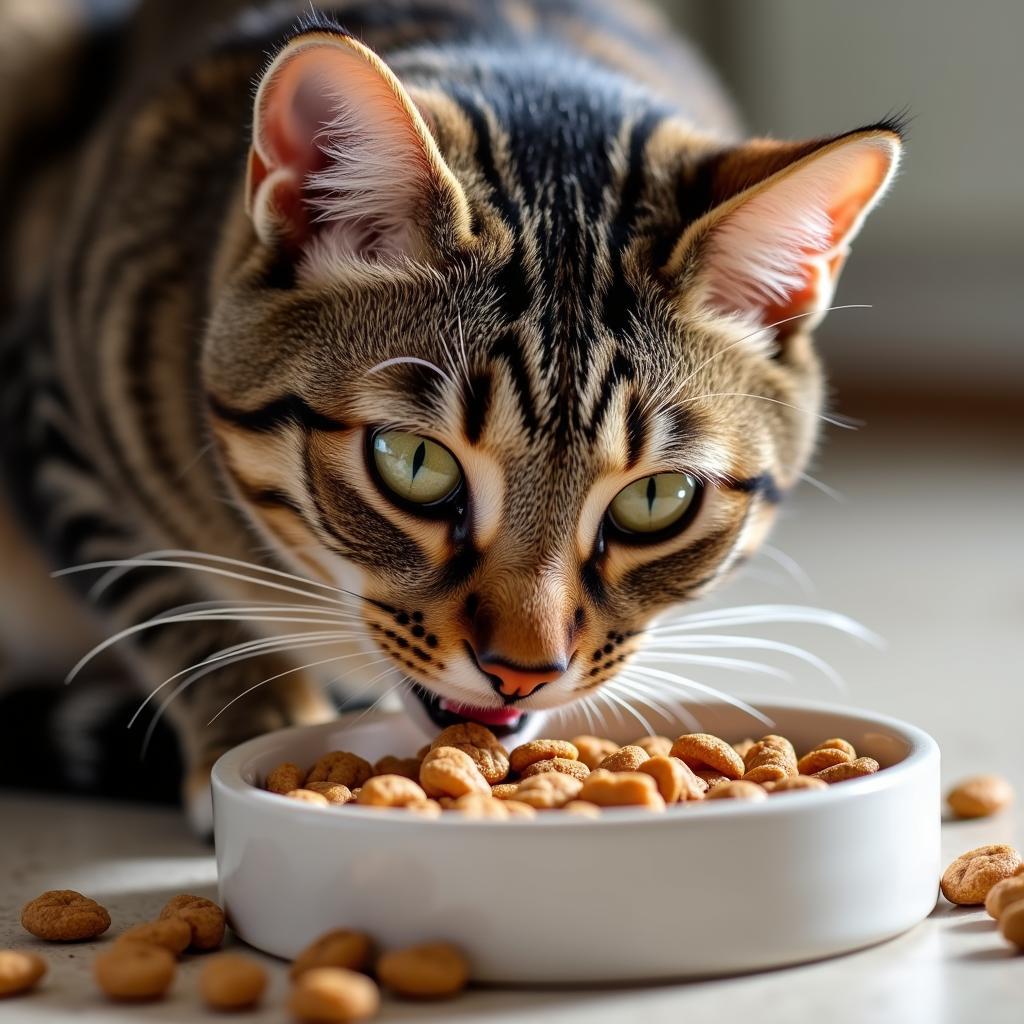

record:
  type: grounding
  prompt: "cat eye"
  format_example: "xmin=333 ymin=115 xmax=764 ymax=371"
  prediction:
xmin=607 ymin=472 xmax=701 ymax=539
xmin=370 ymin=429 xmax=463 ymax=508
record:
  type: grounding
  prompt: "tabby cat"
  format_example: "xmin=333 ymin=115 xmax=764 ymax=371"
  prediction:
xmin=0 ymin=0 xmax=901 ymax=831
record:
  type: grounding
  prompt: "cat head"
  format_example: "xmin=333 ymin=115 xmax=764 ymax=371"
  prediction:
xmin=204 ymin=29 xmax=901 ymax=734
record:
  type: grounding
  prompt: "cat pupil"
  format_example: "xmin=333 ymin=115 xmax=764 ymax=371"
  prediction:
xmin=411 ymin=440 xmax=426 ymax=480
xmin=646 ymin=476 xmax=657 ymax=513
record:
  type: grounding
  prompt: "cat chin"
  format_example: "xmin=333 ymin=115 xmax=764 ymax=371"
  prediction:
xmin=399 ymin=687 xmax=550 ymax=743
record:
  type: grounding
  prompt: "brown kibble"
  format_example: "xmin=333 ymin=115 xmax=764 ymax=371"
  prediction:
xmin=631 ymin=735 xmax=673 ymax=758
xmin=405 ymin=799 xmax=442 ymax=818
xmin=985 ymin=874 xmax=1024 ymax=920
xmin=449 ymin=793 xmax=511 ymax=819
xmin=571 ymin=735 xmax=619 ymax=770
xmin=291 ymin=930 xmax=374 ymax=980
xmin=489 ymin=783 xmax=520 ymax=800
xmin=706 ymin=780 xmax=768 ymax=801
xmin=816 ymin=738 xmax=857 ymax=758
xmin=813 ymin=757 xmax=880 ymax=784
xmin=305 ymin=782 xmax=355 ymax=805
xmin=290 ymin=967 xmax=380 ymax=1021
xmin=0 ymin=950 xmax=47 ymax=997
xmin=357 ymin=775 xmax=429 ymax=807
xmin=431 ymin=723 xmax=509 ymax=783
xmin=941 ymin=845 xmax=1024 ymax=905
xmin=94 ymin=944 xmax=175 ymax=1001
xmin=764 ymin=775 xmax=829 ymax=794
xmin=376 ymin=942 xmax=470 ymax=999
xmin=732 ymin=738 xmax=756 ymax=759
xmin=115 ymin=918 xmax=191 ymax=956
xmin=21 ymin=890 xmax=110 ymax=942
xmin=797 ymin=747 xmax=852 ymax=775
xmin=743 ymin=735 xmax=797 ymax=784
xmin=286 ymin=789 xmax=331 ymax=806
xmin=199 ymin=953 xmax=267 ymax=1011
xmin=514 ymin=772 xmax=583 ymax=809
xmin=159 ymin=895 xmax=225 ymax=952
xmin=999 ymin=901 xmax=1024 ymax=950
xmin=947 ymin=774 xmax=1014 ymax=819
xmin=509 ymin=739 xmax=578 ymax=774
xmin=371 ymin=755 xmax=422 ymax=781
xmin=266 ymin=762 xmax=304 ymax=794
xmin=419 ymin=747 xmax=490 ymax=799
xmin=306 ymin=751 xmax=373 ymax=790
xmin=670 ymin=734 xmax=745 ymax=779
xmin=578 ymin=769 xmax=665 ymax=810
xmin=639 ymin=756 xmax=705 ymax=803
xmin=562 ymin=800 xmax=602 ymax=818
xmin=520 ymin=757 xmax=590 ymax=781
xmin=597 ymin=745 xmax=650 ymax=773
xmin=501 ymin=800 xmax=537 ymax=819
xmin=695 ymin=769 xmax=730 ymax=790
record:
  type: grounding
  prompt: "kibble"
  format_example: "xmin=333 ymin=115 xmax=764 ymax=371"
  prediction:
xmin=941 ymin=845 xmax=1023 ymax=905
xmin=21 ymin=890 xmax=110 ymax=942
xmin=376 ymin=942 xmax=470 ymax=999
xmin=985 ymin=874 xmax=1024 ymax=920
xmin=947 ymin=774 xmax=1014 ymax=819
xmin=290 ymin=967 xmax=380 ymax=1022
xmin=94 ymin=943 xmax=175 ymax=1001
xmin=0 ymin=950 xmax=47 ymax=997
xmin=199 ymin=953 xmax=267 ymax=1011
xmin=158 ymin=894 xmax=225 ymax=952
xmin=260 ymin=726 xmax=879 ymax=816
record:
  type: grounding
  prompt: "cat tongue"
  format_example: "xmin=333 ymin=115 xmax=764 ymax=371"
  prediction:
xmin=440 ymin=700 xmax=522 ymax=728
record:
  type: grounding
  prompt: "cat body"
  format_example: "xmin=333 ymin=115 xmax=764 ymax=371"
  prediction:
xmin=0 ymin=0 xmax=900 ymax=828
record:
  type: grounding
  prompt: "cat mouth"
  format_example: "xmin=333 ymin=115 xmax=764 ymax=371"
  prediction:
xmin=406 ymin=687 xmax=529 ymax=737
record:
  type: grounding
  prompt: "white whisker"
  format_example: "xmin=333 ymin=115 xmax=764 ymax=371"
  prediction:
xmin=626 ymin=665 xmax=775 ymax=727
xmin=366 ymin=355 xmax=455 ymax=387
xmin=799 ymin=471 xmax=847 ymax=503
xmin=758 ymin=544 xmax=815 ymax=595
xmin=633 ymin=651 xmax=792 ymax=681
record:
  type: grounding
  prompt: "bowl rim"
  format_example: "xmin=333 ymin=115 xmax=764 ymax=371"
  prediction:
xmin=212 ymin=697 xmax=940 ymax=831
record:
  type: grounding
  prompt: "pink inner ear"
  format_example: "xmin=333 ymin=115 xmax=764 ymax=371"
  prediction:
xmin=699 ymin=135 xmax=899 ymax=327
xmin=247 ymin=39 xmax=434 ymax=255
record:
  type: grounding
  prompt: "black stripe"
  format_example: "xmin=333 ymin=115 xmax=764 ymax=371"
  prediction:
xmin=727 ymin=473 xmax=784 ymax=504
xmin=51 ymin=512 xmax=132 ymax=567
xmin=602 ymin=111 xmax=664 ymax=333
xmin=208 ymin=394 xmax=346 ymax=434
xmin=462 ymin=372 xmax=493 ymax=444
xmin=624 ymin=392 xmax=647 ymax=469
xmin=586 ymin=350 xmax=634 ymax=440
xmin=489 ymin=330 xmax=539 ymax=434
xmin=241 ymin=485 xmax=307 ymax=517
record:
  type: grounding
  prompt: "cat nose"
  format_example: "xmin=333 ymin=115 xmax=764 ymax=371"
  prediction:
xmin=474 ymin=652 xmax=568 ymax=700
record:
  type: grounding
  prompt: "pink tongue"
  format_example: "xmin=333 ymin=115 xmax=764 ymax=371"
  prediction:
xmin=441 ymin=700 xmax=523 ymax=727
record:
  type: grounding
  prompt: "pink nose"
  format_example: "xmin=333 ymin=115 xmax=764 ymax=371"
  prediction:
xmin=476 ymin=657 xmax=566 ymax=699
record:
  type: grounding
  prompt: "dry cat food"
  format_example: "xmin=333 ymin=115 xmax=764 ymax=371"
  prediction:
xmin=261 ymin=725 xmax=884 ymax=815
xmin=198 ymin=953 xmax=268 ymax=1011
xmin=159 ymin=894 xmax=226 ymax=951
xmin=0 ymin=950 xmax=47 ymax=997
xmin=376 ymin=942 xmax=470 ymax=999
xmin=940 ymin=845 xmax=1023 ymax=906
xmin=290 ymin=967 xmax=380 ymax=1022
xmin=94 ymin=943 xmax=177 ymax=1001
xmin=946 ymin=774 xmax=1014 ymax=819
xmin=20 ymin=890 xmax=111 ymax=941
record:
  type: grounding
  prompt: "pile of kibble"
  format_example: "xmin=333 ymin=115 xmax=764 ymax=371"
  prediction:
xmin=2 ymin=889 xmax=467 ymax=1018
xmin=261 ymin=723 xmax=885 ymax=815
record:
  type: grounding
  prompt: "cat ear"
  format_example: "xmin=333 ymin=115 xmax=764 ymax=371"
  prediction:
xmin=668 ymin=128 xmax=901 ymax=336
xmin=246 ymin=31 xmax=473 ymax=260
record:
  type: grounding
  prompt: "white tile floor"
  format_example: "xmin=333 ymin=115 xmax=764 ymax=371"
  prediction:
xmin=2 ymin=405 xmax=1022 ymax=1022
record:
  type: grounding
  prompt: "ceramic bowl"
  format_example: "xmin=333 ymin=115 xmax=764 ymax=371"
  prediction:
xmin=212 ymin=699 xmax=940 ymax=983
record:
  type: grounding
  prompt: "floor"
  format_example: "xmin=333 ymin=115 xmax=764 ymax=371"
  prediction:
xmin=2 ymin=403 xmax=1022 ymax=1022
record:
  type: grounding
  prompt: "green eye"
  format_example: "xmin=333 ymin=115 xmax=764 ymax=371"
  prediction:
xmin=371 ymin=430 xmax=462 ymax=506
xmin=608 ymin=472 xmax=700 ymax=536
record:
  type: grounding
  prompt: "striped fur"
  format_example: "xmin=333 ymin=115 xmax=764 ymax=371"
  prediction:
xmin=0 ymin=0 xmax=901 ymax=824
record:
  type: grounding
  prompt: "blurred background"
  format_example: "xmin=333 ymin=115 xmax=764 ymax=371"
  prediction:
xmin=651 ymin=0 xmax=1022 ymax=780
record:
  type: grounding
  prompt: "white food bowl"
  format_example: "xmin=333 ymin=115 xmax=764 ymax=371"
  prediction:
xmin=212 ymin=699 xmax=940 ymax=983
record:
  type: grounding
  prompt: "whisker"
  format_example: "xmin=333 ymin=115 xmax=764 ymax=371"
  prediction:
xmin=758 ymin=544 xmax=815 ymax=595
xmin=206 ymin=648 xmax=397 ymax=726
xmin=626 ymin=665 xmax=775 ymax=727
xmin=607 ymin=676 xmax=702 ymax=732
xmin=637 ymin=635 xmax=844 ymax=689
xmin=645 ymin=604 xmax=880 ymax=644
xmin=600 ymin=688 xmax=657 ymax=736
xmin=131 ymin=630 xmax=362 ymax=730
xmin=799 ymin=471 xmax=847 ymax=503
xmin=632 ymin=651 xmax=792 ymax=681
xmin=676 ymin=305 xmax=872 ymax=390
xmin=366 ymin=355 xmax=455 ymax=387
xmin=680 ymin=392 xmax=858 ymax=431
